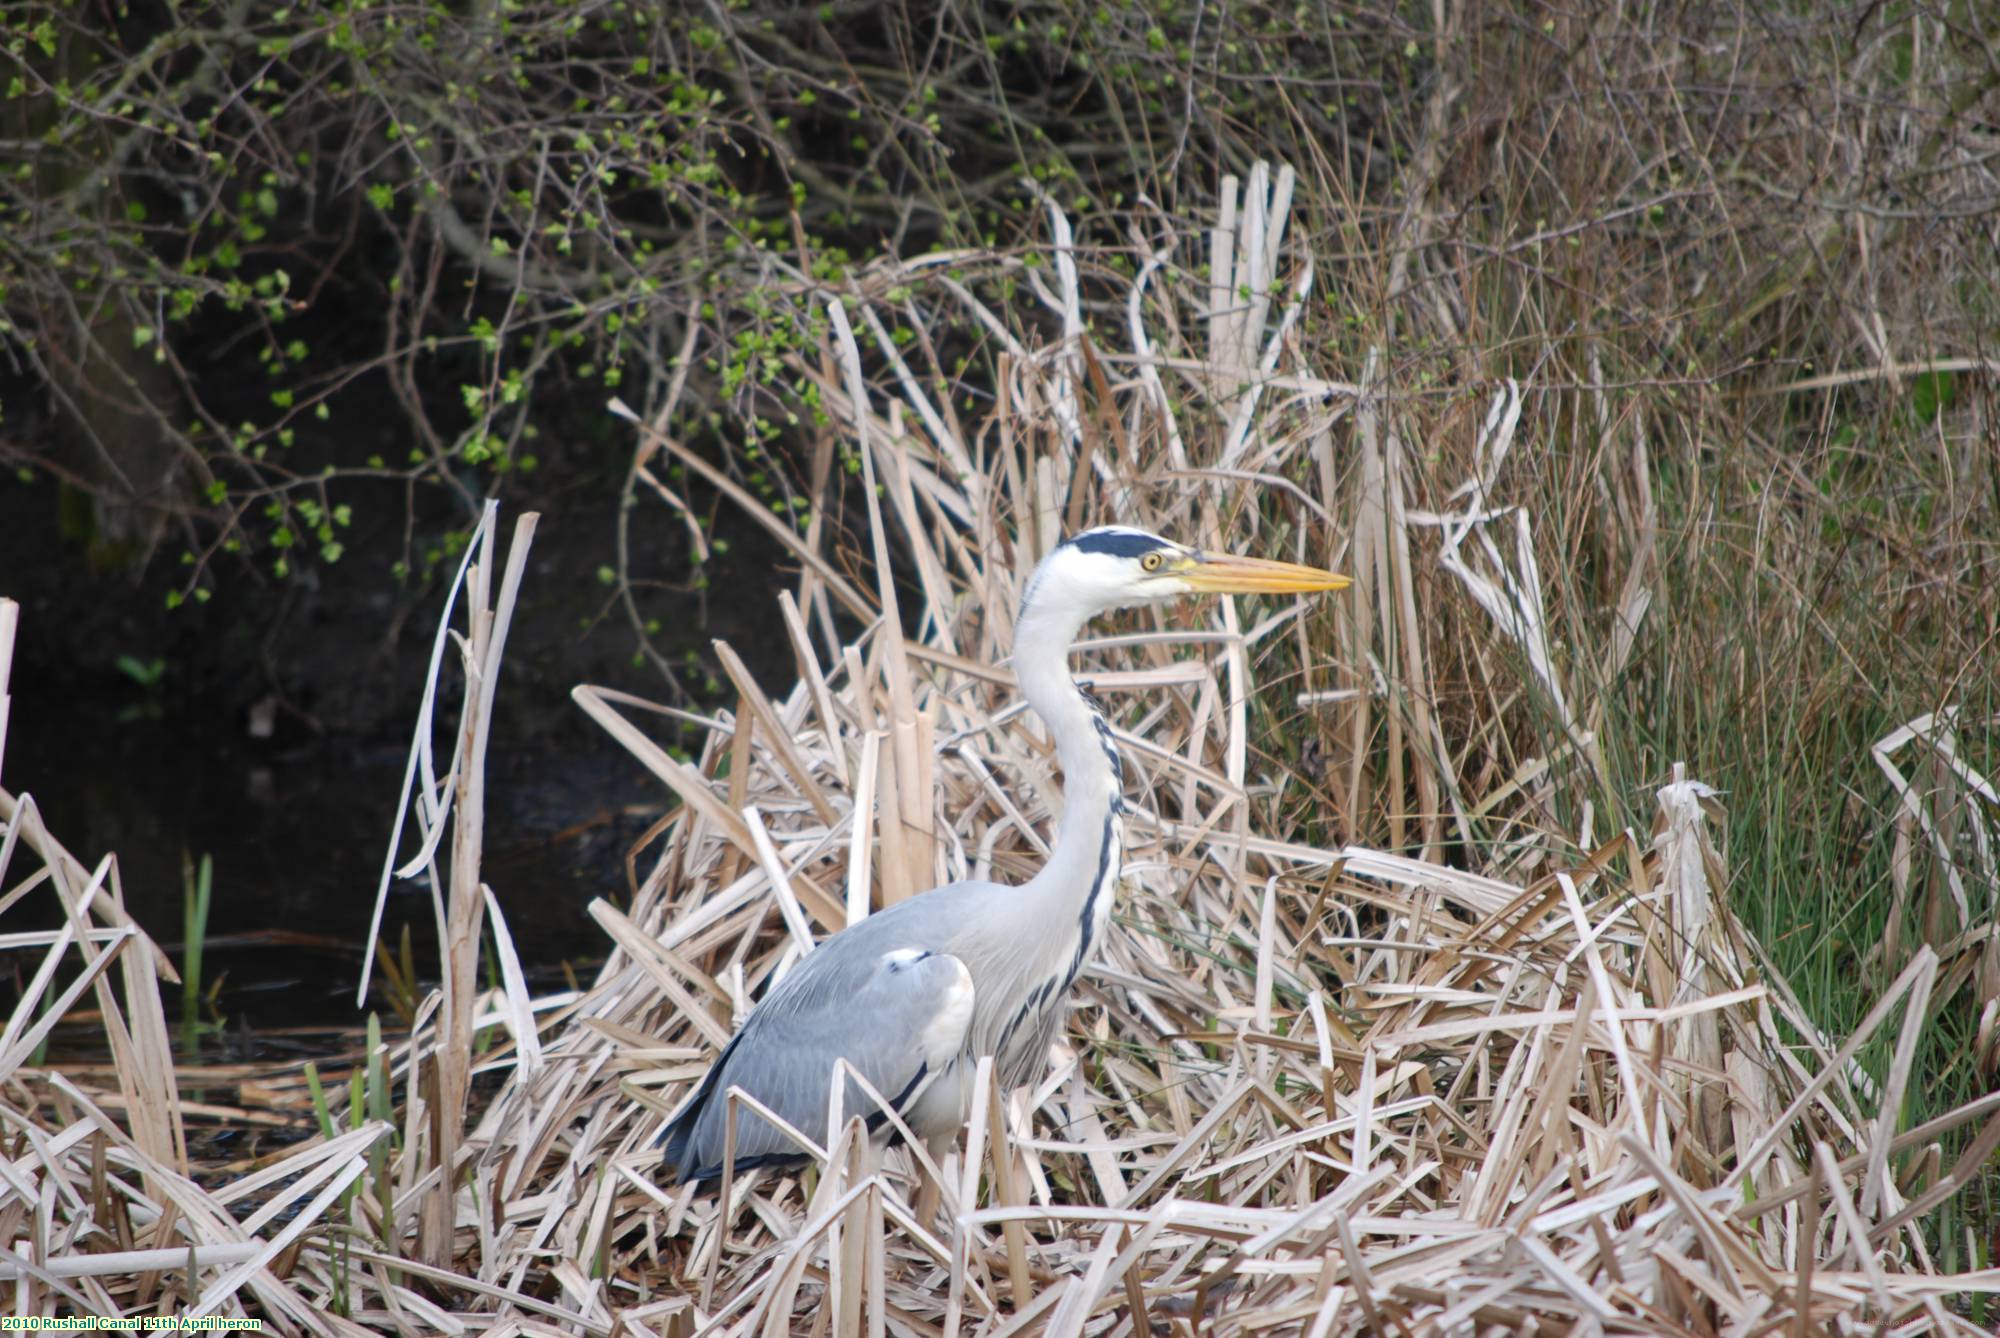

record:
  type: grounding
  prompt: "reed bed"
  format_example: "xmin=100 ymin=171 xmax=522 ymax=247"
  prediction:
xmin=4 ymin=164 xmax=1998 ymax=1334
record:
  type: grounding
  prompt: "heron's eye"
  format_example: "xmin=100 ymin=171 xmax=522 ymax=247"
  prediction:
xmin=1140 ymin=551 xmax=1164 ymax=572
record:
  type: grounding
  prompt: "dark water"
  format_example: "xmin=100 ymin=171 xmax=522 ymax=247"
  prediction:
xmin=6 ymin=699 xmax=653 ymax=1030
xmin=0 ymin=463 xmax=797 ymax=1037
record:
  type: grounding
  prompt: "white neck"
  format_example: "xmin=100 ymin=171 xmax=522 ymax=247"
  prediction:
xmin=1012 ymin=594 xmax=1124 ymax=922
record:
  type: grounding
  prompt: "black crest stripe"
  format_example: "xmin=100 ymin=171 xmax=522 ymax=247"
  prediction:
xmin=1064 ymin=530 xmax=1169 ymax=559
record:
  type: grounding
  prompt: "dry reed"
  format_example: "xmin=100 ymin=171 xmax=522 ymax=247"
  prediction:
xmin=2 ymin=162 xmax=1997 ymax=1336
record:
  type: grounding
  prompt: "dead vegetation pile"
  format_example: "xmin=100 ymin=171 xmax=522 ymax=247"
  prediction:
xmin=4 ymin=160 xmax=1998 ymax=1334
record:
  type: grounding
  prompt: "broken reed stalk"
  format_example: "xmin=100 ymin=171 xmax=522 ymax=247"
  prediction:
xmin=0 ymin=597 xmax=15 ymax=783
xmin=417 ymin=505 xmax=539 ymax=1265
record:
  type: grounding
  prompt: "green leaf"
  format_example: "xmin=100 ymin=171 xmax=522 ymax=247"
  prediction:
xmin=116 ymin=655 xmax=165 ymax=684
xmin=1909 ymin=370 xmax=1956 ymax=422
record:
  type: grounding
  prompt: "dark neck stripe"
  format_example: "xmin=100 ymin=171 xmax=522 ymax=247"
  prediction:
xmin=1068 ymin=810 xmax=1120 ymax=983
xmin=1091 ymin=713 xmax=1124 ymax=788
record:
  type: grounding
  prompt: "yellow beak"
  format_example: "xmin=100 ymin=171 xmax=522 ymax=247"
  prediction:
xmin=1176 ymin=551 xmax=1352 ymax=595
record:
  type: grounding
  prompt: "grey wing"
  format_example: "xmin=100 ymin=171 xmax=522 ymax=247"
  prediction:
xmin=658 ymin=943 xmax=974 ymax=1183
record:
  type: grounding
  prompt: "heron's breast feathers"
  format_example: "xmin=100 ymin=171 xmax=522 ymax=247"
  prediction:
xmin=870 ymin=946 xmax=976 ymax=1064
xmin=917 ymin=954 xmax=975 ymax=1066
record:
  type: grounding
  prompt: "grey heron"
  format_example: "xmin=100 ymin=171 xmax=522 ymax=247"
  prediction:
xmin=658 ymin=526 xmax=1350 ymax=1183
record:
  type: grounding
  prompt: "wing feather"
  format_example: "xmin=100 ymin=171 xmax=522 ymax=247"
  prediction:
xmin=658 ymin=940 xmax=974 ymax=1183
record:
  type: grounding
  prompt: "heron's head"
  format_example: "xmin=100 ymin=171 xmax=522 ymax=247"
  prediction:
xmin=1023 ymin=526 xmax=1351 ymax=623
